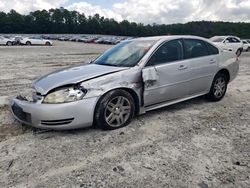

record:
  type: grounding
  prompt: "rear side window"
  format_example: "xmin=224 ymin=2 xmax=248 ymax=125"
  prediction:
xmin=206 ymin=42 xmax=219 ymax=55
xmin=227 ymin=37 xmax=241 ymax=43
xmin=183 ymin=39 xmax=209 ymax=59
xmin=147 ymin=39 xmax=183 ymax=66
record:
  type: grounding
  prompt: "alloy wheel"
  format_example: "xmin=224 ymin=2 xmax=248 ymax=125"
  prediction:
xmin=104 ymin=96 xmax=131 ymax=127
xmin=213 ymin=77 xmax=226 ymax=99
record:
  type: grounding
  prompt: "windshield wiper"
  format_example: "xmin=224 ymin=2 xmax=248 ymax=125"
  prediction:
xmin=100 ymin=63 xmax=120 ymax=67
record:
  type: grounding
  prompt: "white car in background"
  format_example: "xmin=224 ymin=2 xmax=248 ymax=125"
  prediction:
xmin=0 ymin=36 xmax=14 ymax=46
xmin=242 ymin=40 xmax=250 ymax=52
xmin=210 ymin=36 xmax=243 ymax=56
xmin=20 ymin=36 xmax=52 ymax=46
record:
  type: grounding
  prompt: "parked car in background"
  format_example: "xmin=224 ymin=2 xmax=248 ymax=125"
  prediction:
xmin=94 ymin=37 xmax=110 ymax=44
xmin=69 ymin=36 xmax=81 ymax=42
xmin=84 ymin=36 xmax=99 ymax=43
xmin=13 ymin=36 xmax=23 ymax=45
xmin=77 ymin=36 xmax=88 ymax=42
xmin=0 ymin=36 xmax=14 ymax=46
xmin=242 ymin=40 xmax=250 ymax=52
xmin=58 ymin=36 xmax=70 ymax=41
xmin=113 ymin=37 xmax=126 ymax=44
xmin=210 ymin=36 xmax=243 ymax=56
xmin=11 ymin=35 xmax=239 ymax=131
xmin=20 ymin=36 xmax=53 ymax=46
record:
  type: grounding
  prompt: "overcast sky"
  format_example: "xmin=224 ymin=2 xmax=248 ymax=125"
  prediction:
xmin=0 ymin=0 xmax=250 ymax=24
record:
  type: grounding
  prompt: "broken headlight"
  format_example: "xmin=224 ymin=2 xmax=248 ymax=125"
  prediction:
xmin=43 ymin=86 xmax=87 ymax=104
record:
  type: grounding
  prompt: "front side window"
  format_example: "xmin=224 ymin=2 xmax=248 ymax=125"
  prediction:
xmin=184 ymin=39 xmax=209 ymax=59
xmin=94 ymin=40 xmax=157 ymax=67
xmin=147 ymin=39 xmax=183 ymax=66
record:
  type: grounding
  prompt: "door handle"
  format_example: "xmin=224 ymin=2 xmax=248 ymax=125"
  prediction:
xmin=178 ymin=65 xmax=188 ymax=70
xmin=209 ymin=59 xmax=216 ymax=64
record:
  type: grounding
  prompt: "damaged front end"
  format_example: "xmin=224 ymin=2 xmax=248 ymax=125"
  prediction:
xmin=10 ymin=67 xmax=144 ymax=130
xmin=10 ymin=85 xmax=99 ymax=130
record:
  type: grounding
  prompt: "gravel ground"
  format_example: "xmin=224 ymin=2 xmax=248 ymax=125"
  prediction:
xmin=0 ymin=41 xmax=249 ymax=188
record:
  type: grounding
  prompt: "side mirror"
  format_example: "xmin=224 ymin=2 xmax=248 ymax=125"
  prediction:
xmin=224 ymin=40 xmax=229 ymax=43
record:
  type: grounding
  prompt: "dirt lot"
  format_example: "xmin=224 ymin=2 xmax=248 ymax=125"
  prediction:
xmin=0 ymin=41 xmax=249 ymax=188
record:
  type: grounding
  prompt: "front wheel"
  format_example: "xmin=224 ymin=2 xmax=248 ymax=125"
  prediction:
xmin=45 ymin=42 xmax=51 ymax=46
xmin=26 ymin=41 xmax=31 ymax=45
xmin=94 ymin=90 xmax=135 ymax=130
xmin=207 ymin=73 xmax=228 ymax=101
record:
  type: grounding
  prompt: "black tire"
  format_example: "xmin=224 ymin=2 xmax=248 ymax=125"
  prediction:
xmin=206 ymin=73 xmax=228 ymax=101
xmin=6 ymin=41 xmax=12 ymax=46
xmin=45 ymin=42 xmax=51 ymax=46
xmin=236 ymin=49 xmax=242 ymax=57
xmin=26 ymin=41 xmax=31 ymax=45
xmin=247 ymin=47 xmax=250 ymax=52
xmin=94 ymin=89 xmax=135 ymax=130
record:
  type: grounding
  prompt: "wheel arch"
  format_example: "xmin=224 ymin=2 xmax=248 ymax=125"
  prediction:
xmin=217 ymin=68 xmax=230 ymax=83
xmin=93 ymin=87 xmax=140 ymax=124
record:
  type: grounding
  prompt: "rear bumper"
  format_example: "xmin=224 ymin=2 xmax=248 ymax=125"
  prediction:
xmin=10 ymin=97 xmax=99 ymax=130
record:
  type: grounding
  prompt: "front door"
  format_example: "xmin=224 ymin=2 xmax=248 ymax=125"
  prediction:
xmin=142 ymin=39 xmax=191 ymax=107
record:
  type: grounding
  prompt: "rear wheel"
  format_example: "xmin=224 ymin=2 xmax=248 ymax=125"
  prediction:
xmin=6 ymin=41 xmax=12 ymax=46
xmin=94 ymin=90 xmax=135 ymax=130
xmin=26 ymin=41 xmax=31 ymax=45
xmin=207 ymin=73 xmax=228 ymax=101
xmin=45 ymin=42 xmax=51 ymax=46
xmin=247 ymin=47 xmax=250 ymax=52
xmin=236 ymin=48 xmax=242 ymax=57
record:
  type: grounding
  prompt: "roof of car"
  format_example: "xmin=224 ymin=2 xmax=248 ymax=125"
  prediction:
xmin=132 ymin=35 xmax=211 ymax=42
xmin=212 ymin=35 xmax=240 ymax=39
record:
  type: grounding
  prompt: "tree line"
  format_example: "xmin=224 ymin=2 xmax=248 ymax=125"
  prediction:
xmin=0 ymin=8 xmax=250 ymax=38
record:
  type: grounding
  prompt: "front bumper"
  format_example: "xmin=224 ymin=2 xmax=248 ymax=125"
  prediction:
xmin=10 ymin=97 xmax=99 ymax=130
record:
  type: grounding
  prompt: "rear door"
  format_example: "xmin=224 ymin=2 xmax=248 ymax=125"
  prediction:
xmin=183 ymin=39 xmax=218 ymax=95
xmin=142 ymin=39 xmax=191 ymax=107
xmin=225 ymin=37 xmax=241 ymax=53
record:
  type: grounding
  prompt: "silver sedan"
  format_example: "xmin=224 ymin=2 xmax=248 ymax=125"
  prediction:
xmin=10 ymin=35 xmax=239 ymax=130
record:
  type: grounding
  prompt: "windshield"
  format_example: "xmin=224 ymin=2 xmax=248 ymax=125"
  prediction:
xmin=210 ymin=37 xmax=225 ymax=42
xmin=94 ymin=40 xmax=157 ymax=67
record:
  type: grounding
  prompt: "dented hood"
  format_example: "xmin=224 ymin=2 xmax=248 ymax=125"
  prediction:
xmin=33 ymin=64 xmax=129 ymax=95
